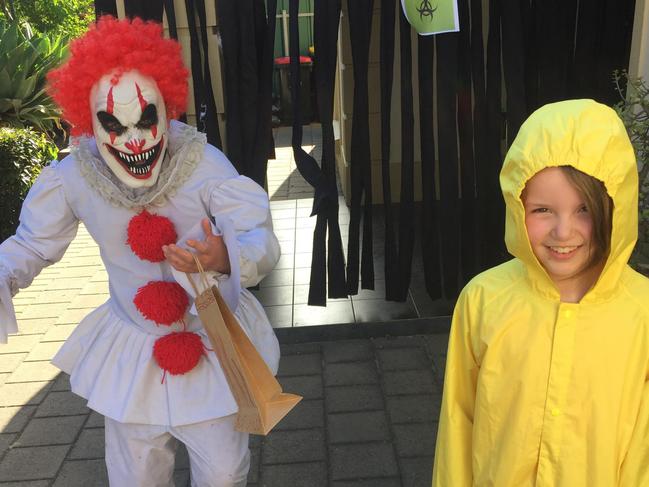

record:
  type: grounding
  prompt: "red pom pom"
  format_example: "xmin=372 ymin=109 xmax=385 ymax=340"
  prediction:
xmin=134 ymin=281 xmax=188 ymax=325
xmin=153 ymin=332 xmax=205 ymax=375
xmin=127 ymin=210 xmax=177 ymax=262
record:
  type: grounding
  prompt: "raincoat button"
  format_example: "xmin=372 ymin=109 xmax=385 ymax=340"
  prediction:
xmin=551 ymin=407 xmax=562 ymax=416
xmin=563 ymin=310 xmax=573 ymax=319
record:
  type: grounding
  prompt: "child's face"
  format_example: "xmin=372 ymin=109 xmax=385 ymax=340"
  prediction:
xmin=523 ymin=167 xmax=595 ymax=289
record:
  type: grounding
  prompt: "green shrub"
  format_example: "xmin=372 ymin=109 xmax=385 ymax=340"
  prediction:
xmin=0 ymin=0 xmax=94 ymax=40
xmin=0 ymin=127 xmax=57 ymax=240
xmin=613 ymin=71 xmax=649 ymax=274
xmin=0 ymin=17 xmax=68 ymax=134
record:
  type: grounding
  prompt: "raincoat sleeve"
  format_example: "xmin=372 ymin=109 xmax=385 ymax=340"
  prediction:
xmin=619 ymin=378 xmax=649 ymax=486
xmin=0 ymin=165 xmax=79 ymax=343
xmin=432 ymin=287 xmax=480 ymax=486
xmin=208 ymin=175 xmax=280 ymax=289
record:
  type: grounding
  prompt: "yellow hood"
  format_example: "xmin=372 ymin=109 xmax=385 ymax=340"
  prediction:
xmin=500 ymin=99 xmax=638 ymax=302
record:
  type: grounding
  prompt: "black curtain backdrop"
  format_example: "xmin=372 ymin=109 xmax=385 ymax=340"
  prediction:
xmin=288 ymin=0 xmax=347 ymax=305
xmin=94 ymin=0 xmax=637 ymax=308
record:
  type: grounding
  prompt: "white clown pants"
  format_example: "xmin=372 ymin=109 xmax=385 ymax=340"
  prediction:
xmin=104 ymin=414 xmax=250 ymax=487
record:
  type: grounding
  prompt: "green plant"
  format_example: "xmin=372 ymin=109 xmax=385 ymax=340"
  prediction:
xmin=0 ymin=0 xmax=94 ymax=40
xmin=0 ymin=17 xmax=68 ymax=134
xmin=0 ymin=127 xmax=57 ymax=240
xmin=614 ymin=70 xmax=649 ymax=273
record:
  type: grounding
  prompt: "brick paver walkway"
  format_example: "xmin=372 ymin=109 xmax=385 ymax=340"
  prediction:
xmin=0 ymin=225 xmax=447 ymax=486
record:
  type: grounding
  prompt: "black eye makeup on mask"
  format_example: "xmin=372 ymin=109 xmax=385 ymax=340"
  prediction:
xmin=96 ymin=111 xmax=127 ymax=135
xmin=136 ymin=104 xmax=158 ymax=130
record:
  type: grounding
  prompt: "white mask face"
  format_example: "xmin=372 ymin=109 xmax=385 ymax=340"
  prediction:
xmin=90 ymin=71 xmax=168 ymax=188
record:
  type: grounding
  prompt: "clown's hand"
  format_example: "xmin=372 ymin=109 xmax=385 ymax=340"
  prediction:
xmin=162 ymin=219 xmax=230 ymax=275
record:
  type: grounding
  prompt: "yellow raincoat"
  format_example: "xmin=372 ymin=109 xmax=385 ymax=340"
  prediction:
xmin=432 ymin=100 xmax=649 ymax=486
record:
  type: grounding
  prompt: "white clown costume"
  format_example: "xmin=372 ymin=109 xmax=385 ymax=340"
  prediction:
xmin=0 ymin=17 xmax=280 ymax=487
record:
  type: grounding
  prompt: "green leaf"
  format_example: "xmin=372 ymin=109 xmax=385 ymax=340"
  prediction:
xmin=0 ymin=68 xmax=12 ymax=98
xmin=14 ymin=72 xmax=38 ymax=100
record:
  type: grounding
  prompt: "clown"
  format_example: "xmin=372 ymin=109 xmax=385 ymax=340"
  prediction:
xmin=0 ymin=17 xmax=280 ymax=487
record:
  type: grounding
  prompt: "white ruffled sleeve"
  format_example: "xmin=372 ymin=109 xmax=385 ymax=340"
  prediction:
xmin=208 ymin=175 xmax=280 ymax=289
xmin=0 ymin=164 xmax=79 ymax=343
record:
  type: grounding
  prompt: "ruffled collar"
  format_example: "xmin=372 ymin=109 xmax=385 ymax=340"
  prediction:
xmin=72 ymin=121 xmax=206 ymax=210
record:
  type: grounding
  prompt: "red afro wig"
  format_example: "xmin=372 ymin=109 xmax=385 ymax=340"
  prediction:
xmin=47 ymin=16 xmax=188 ymax=136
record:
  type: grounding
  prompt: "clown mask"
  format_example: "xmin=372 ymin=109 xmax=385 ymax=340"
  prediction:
xmin=90 ymin=71 xmax=167 ymax=188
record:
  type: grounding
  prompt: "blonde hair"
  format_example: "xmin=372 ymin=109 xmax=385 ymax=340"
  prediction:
xmin=560 ymin=165 xmax=613 ymax=270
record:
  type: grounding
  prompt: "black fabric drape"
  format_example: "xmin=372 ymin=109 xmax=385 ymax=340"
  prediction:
xmin=456 ymin=0 xmax=477 ymax=284
xmin=123 ymin=0 xmax=164 ymax=20
xmin=500 ymin=0 xmax=527 ymax=146
xmin=418 ymin=34 xmax=442 ymax=300
xmin=469 ymin=0 xmax=489 ymax=272
xmin=484 ymin=0 xmax=505 ymax=268
xmin=396 ymin=8 xmax=414 ymax=301
xmin=163 ymin=0 xmax=178 ymax=39
xmin=219 ymin=0 xmax=274 ymax=185
xmin=436 ymin=33 xmax=460 ymax=298
xmin=184 ymin=0 xmax=222 ymax=148
xmin=94 ymin=0 xmax=117 ymax=17
xmin=288 ymin=0 xmax=347 ymax=305
xmin=346 ymin=0 xmax=375 ymax=294
xmin=380 ymin=0 xmax=400 ymax=301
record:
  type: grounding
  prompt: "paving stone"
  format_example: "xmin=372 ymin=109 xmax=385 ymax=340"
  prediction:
xmin=373 ymin=335 xmax=427 ymax=349
xmin=330 ymin=442 xmax=399 ymax=480
xmin=400 ymin=456 xmax=434 ymax=487
xmin=273 ymin=399 xmax=324 ymax=430
xmin=79 ymin=282 xmax=109 ymax=295
xmin=51 ymin=459 xmax=108 ymax=487
xmin=17 ymin=303 xmax=67 ymax=320
xmin=0 ymin=481 xmax=49 ymax=487
xmin=322 ymin=340 xmax=374 ymax=363
xmin=51 ymin=372 xmax=71 ymax=391
xmin=67 ymin=294 xmax=108 ymax=309
xmin=35 ymin=391 xmax=90 ymax=417
xmin=0 ymin=353 xmax=26 ymax=373
xmin=278 ymin=375 xmax=323 ymax=400
xmin=56 ymin=308 xmax=92 ymax=325
xmin=383 ymin=370 xmax=437 ymax=395
xmin=6 ymin=360 xmax=60 ymax=383
xmin=386 ymin=394 xmax=440 ymax=424
xmin=0 ymin=445 xmax=69 ymax=481
xmin=261 ymin=429 xmax=325 ymax=464
xmin=260 ymin=461 xmax=327 ymax=487
xmin=41 ymin=324 xmax=78 ymax=342
xmin=68 ymin=428 xmax=104 ymax=459
xmin=377 ymin=348 xmax=430 ymax=371
xmin=332 ymin=479 xmax=402 ymax=487
xmin=0 ymin=335 xmax=43 ymax=354
xmin=392 ymin=423 xmax=437 ymax=457
xmin=0 ymin=433 xmax=16 ymax=457
xmin=25 ymin=341 xmax=64 ymax=361
xmin=173 ymin=444 xmax=189 ymax=470
xmin=279 ymin=342 xmax=321 ymax=355
xmin=173 ymin=468 xmax=189 ymax=487
xmin=0 ymin=381 xmax=51 ymax=406
xmin=85 ymin=411 xmax=104 ymax=428
xmin=247 ymin=446 xmax=260 ymax=484
xmin=325 ymin=385 xmax=384 ymax=413
xmin=423 ymin=334 xmax=449 ymax=357
xmin=0 ymin=406 xmax=36 ymax=433
xmin=277 ymin=353 xmax=322 ymax=377
xmin=328 ymin=411 xmax=390 ymax=444
xmin=324 ymin=362 xmax=379 ymax=387
xmin=14 ymin=318 xmax=55 ymax=334
xmin=41 ymin=277 xmax=90 ymax=291
xmin=25 ymin=289 xmax=78 ymax=305
xmin=293 ymin=302 xmax=354 ymax=326
xmin=16 ymin=415 xmax=86 ymax=447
